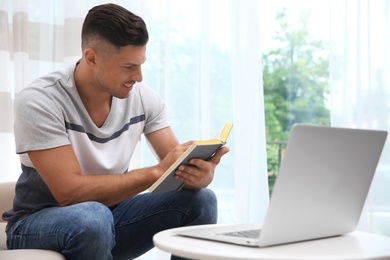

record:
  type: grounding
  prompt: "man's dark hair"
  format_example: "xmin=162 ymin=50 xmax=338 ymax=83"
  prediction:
xmin=81 ymin=3 xmax=149 ymax=50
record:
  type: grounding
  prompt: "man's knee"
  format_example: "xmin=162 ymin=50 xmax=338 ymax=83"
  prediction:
xmin=61 ymin=202 xmax=115 ymax=259
xmin=187 ymin=188 xmax=218 ymax=225
xmin=67 ymin=202 xmax=115 ymax=243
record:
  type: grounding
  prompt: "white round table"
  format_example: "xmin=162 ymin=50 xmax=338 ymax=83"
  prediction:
xmin=153 ymin=225 xmax=390 ymax=260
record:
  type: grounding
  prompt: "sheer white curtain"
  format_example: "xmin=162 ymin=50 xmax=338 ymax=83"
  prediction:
xmin=330 ymin=0 xmax=390 ymax=236
xmin=1 ymin=0 xmax=268 ymax=228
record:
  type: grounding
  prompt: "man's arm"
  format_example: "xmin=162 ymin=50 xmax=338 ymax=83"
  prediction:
xmin=27 ymin=127 xmax=185 ymax=207
xmin=144 ymin=126 xmax=179 ymax=160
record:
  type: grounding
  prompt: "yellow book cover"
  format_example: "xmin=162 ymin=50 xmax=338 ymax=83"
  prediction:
xmin=149 ymin=123 xmax=233 ymax=194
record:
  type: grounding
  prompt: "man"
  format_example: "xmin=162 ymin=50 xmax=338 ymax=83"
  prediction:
xmin=2 ymin=3 xmax=229 ymax=259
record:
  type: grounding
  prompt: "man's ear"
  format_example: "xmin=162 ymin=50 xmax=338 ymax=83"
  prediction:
xmin=84 ymin=48 xmax=97 ymax=66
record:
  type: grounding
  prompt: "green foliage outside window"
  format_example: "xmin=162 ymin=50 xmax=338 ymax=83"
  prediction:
xmin=264 ymin=9 xmax=330 ymax=195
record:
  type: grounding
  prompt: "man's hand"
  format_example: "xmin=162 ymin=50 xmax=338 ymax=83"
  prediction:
xmin=172 ymin=145 xmax=230 ymax=189
xmin=153 ymin=141 xmax=194 ymax=178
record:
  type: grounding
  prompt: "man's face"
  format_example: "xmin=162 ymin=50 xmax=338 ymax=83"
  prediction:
xmin=94 ymin=44 xmax=146 ymax=99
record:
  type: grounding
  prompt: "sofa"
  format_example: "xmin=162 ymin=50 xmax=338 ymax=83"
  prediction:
xmin=0 ymin=181 xmax=65 ymax=259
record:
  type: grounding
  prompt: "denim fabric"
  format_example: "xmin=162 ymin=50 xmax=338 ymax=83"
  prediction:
xmin=6 ymin=188 xmax=217 ymax=260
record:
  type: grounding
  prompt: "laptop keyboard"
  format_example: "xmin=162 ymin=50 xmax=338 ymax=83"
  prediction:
xmin=218 ymin=229 xmax=261 ymax=239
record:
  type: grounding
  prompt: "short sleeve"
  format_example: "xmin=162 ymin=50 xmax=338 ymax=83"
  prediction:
xmin=138 ymin=83 xmax=170 ymax=134
xmin=14 ymin=87 xmax=70 ymax=154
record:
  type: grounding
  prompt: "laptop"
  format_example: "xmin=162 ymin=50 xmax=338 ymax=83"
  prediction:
xmin=174 ymin=124 xmax=388 ymax=247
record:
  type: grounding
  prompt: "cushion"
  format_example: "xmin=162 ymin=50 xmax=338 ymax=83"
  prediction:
xmin=0 ymin=223 xmax=7 ymax=250
xmin=0 ymin=249 xmax=66 ymax=260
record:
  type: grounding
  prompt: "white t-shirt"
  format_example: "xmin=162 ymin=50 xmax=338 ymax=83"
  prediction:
xmin=15 ymin=63 xmax=169 ymax=174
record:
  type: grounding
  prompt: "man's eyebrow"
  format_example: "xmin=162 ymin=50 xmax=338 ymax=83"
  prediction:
xmin=124 ymin=58 xmax=147 ymax=66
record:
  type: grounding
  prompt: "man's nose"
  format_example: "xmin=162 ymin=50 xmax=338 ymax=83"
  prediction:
xmin=133 ymin=66 xmax=143 ymax=82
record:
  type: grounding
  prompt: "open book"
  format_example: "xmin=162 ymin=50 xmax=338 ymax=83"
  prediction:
xmin=149 ymin=123 xmax=233 ymax=194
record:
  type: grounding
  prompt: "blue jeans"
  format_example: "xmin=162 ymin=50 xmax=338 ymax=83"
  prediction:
xmin=6 ymin=188 xmax=217 ymax=260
